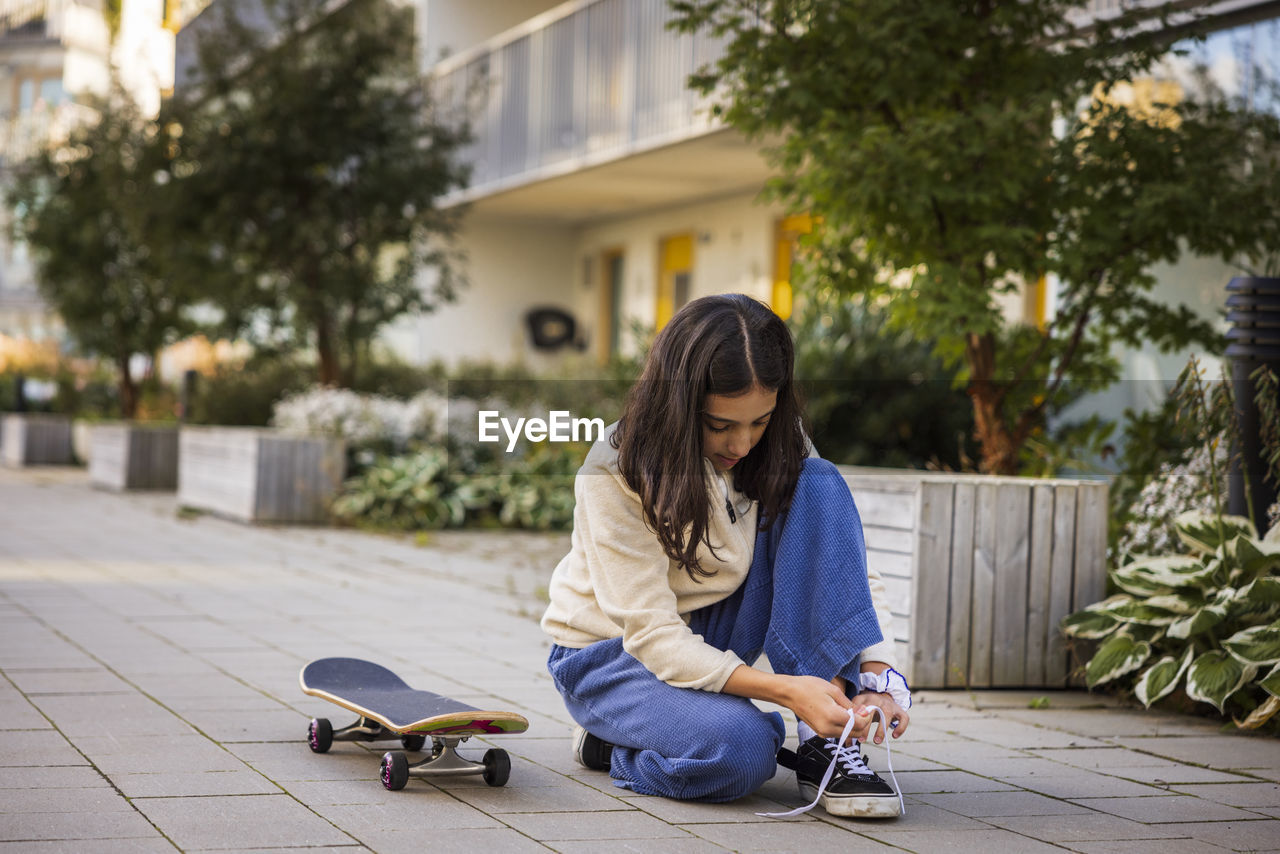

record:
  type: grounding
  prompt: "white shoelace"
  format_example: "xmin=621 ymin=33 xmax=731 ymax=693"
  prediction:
xmin=758 ymin=706 xmax=905 ymax=819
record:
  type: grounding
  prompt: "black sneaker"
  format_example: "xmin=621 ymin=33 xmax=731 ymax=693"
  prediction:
xmin=777 ymin=736 xmax=901 ymax=818
xmin=571 ymin=725 xmax=613 ymax=771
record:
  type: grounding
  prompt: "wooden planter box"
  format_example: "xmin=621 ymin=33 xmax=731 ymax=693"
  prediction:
xmin=178 ymin=427 xmax=346 ymax=524
xmin=1 ymin=414 xmax=73 ymax=467
xmin=841 ymin=467 xmax=1108 ymax=690
xmin=89 ymin=423 xmax=179 ymax=491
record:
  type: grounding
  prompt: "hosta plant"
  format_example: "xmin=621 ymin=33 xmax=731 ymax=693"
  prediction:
xmin=1062 ymin=511 xmax=1280 ymax=728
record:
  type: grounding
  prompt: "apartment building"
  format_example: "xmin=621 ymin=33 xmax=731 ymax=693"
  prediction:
xmin=379 ymin=0 xmax=1278 ymax=384
xmin=0 ymin=0 xmax=177 ymax=343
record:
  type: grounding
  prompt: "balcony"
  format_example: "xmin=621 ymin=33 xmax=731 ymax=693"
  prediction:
xmin=430 ymin=0 xmax=754 ymax=216
xmin=0 ymin=0 xmax=61 ymax=40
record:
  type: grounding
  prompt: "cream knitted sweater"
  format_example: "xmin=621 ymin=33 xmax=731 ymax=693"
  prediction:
xmin=540 ymin=425 xmax=898 ymax=691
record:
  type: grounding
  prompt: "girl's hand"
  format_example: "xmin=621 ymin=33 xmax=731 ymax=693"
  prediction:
xmin=782 ymin=675 xmax=872 ymax=742
xmin=850 ymin=691 xmax=910 ymax=743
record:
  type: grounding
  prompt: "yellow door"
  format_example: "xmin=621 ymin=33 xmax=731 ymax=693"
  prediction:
xmin=773 ymin=214 xmax=813 ymax=321
xmin=656 ymin=233 xmax=694 ymax=330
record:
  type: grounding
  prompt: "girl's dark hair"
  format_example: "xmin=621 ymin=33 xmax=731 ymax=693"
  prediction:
xmin=612 ymin=293 xmax=808 ymax=579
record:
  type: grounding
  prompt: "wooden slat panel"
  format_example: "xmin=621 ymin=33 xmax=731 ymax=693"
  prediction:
xmin=1046 ymin=485 xmax=1078 ymax=686
xmin=847 ymin=486 xmax=917 ymax=530
xmin=945 ymin=482 xmax=976 ymax=688
xmin=1025 ymin=484 xmax=1056 ymax=685
xmin=992 ymin=483 xmax=1031 ymax=686
xmin=1074 ymin=483 xmax=1109 ymax=610
xmin=911 ymin=481 xmax=954 ymax=688
xmin=869 ymin=549 xmax=912 ymax=579
xmin=969 ymin=482 xmax=998 ymax=688
xmin=863 ymin=526 xmax=915 ymax=554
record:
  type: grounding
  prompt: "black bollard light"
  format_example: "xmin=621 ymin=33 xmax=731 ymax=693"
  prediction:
xmin=1225 ymin=276 xmax=1280 ymax=531
xmin=14 ymin=373 xmax=26 ymax=412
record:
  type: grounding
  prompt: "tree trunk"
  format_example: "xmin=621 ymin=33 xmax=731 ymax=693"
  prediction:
xmin=965 ymin=332 xmax=1020 ymax=475
xmin=313 ymin=292 xmax=342 ymax=386
xmin=117 ymin=355 xmax=138 ymax=420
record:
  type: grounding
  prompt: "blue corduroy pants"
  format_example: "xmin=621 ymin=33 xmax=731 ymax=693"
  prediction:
xmin=546 ymin=457 xmax=884 ymax=802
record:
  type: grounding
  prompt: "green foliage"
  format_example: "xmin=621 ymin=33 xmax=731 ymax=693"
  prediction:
xmin=166 ymin=0 xmax=470 ymax=386
xmin=332 ymin=442 xmax=585 ymax=532
xmin=187 ymin=358 xmax=315 ymax=427
xmin=670 ymin=0 xmax=1279 ymax=474
xmin=789 ymin=286 xmax=974 ymax=469
xmin=1063 ymin=511 xmax=1280 ymax=723
xmin=7 ymin=87 xmax=195 ymax=418
xmin=1064 ymin=356 xmax=1280 ymax=727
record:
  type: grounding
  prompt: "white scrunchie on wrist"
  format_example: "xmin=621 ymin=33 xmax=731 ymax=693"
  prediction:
xmin=857 ymin=666 xmax=912 ymax=710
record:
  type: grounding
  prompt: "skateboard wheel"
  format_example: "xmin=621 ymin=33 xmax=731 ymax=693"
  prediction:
xmin=400 ymin=733 xmax=426 ymax=752
xmin=482 ymin=749 xmax=510 ymax=787
xmin=381 ymin=751 xmax=410 ymax=791
xmin=308 ymin=718 xmax=333 ymax=754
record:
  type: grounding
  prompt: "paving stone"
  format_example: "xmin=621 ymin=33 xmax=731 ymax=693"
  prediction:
xmin=914 ymin=790 xmax=1091 ymax=817
xmin=1171 ymin=781 xmax=1280 ymax=807
xmin=4 ymin=668 xmax=134 ymax=695
xmin=1105 ymin=764 xmax=1256 ymax=785
xmin=0 ymin=786 xmax=135 ymax=813
xmin=449 ymin=782 xmax=635 ymax=814
xmin=112 ymin=770 xmax=283 ymax=798
xmin=226 ymin=741 xmax=379 ymax=782
xmin=0 ymin=809 xmax=161 ymax=843
xmin=0 ymin=729 xmax=86 ymax=767
xmin=0 ymin=765 xmax=107 ymax=789
xmin=0 ymin=698 xmax=53 ymax=730
xmin=983 ymin=812 xmax=1190 ymax=841
xmin=837 ymin=827 xmax=1069 ymax=853
xmin=499 ymin=810 xmax=695 ymax=841
xmin=1069 ymin=841 xmax=1236 ymax=854
xmin=132 ymin=794 xmax=355 ymax=850
xmin=552 ymin=838 xmax=731 ymax=853
xmin=31 ymin=693 xmax=197 ymax=738
xmin=896 ymin=770 xmax=1018 ymax=794
xmin=0 ymin=840 xmax=178 ymax=853
xmin=1110 ymin=736 xmax=1280 ymax=771
xmin=619 ymin=793 xmax=803 ymax=824
xmin=1055 ymin=747 xmax=1182 ymax=770
xmin=1156 ymin=820 xmax=1280 ymax=851
xmin=340 ymin=827 xmax=548 ymax=854
xmin=863 ymin=803 xmax=989 ymax=830
xmin=1071 ymin=794 xmax=1262 ymax=823
xmin=686 ymin=820 xmax=899 ymax=852
xmin=314 ymin=799 xmax=503 ymax=832
xmin=999 ymin=770 xmax=1171 ymax=799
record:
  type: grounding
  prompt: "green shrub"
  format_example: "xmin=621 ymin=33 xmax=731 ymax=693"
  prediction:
xmin=790 ymin=290 xmax=974 ymax=469
xmin=188 ymin=358 xmax=315 ymax=426
xmin=1061 ymin=511 xmax=1280 ymax=728
xmin=1061 ymin=358 xmax=1280 ymax=729
xmin=331 ymin=442 xmax=586 ymax=532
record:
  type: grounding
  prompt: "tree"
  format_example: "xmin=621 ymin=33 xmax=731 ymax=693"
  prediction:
xmin=8 ymin=89 xmax=191 ymax=418
xmin=672 ymin=0 xmax=1280 ymax=474
xmin=167 ymin=0 xmax=470 ymax=387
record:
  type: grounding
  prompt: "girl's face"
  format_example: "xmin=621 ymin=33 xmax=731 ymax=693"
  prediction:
xmin=701 ymin=384 xmax=778 ymax=472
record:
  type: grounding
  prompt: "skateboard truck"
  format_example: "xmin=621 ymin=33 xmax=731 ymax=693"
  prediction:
xmin=380 ymin=736 xmax=511 ymax=790
xmin=308 ymin=715 xmax=427 ymax=754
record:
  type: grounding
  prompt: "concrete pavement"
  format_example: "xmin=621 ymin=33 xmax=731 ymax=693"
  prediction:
xmin=2 ymin=465 xmax=1279 ymax=853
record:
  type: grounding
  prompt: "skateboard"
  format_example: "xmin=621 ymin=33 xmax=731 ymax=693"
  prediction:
xmin=299 ymin=657 xmax=529 ymax=790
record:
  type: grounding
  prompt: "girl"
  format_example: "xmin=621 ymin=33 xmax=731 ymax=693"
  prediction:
xmin=541 ymin=293 xmax=910 ymax=819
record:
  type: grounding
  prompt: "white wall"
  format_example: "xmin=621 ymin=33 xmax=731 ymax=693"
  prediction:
xmin=383 ymin=190 xmax=784 ymax=369
xmin=384 ymin=216 xmax=580 ymax=367
xmin=420 ymin=0 xmax=562 ymax=65
xmin=571 ymin=191 xmax=783 ymax=357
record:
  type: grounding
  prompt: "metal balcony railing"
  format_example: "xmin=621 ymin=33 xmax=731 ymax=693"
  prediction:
xmin=430 ymin=0 xmax=733 ymax=200
xmin=0 ymin=0 xmax=59 ymax=39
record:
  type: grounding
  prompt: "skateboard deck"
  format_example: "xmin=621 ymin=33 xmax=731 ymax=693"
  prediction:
xmin=300 ymin=657 xmax=528 ymax=737
xmin=299 ymin=657 xmax=529 ymax=789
